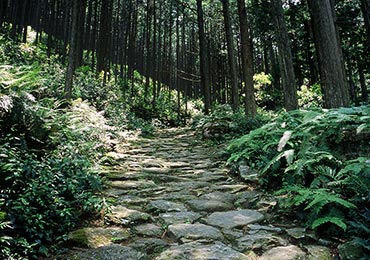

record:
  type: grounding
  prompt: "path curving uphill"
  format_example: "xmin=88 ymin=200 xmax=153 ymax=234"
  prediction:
xmin=62 ymin=128 xmax=333 ymax=260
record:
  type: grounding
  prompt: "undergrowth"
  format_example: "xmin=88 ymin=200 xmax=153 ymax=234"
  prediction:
xmin=227 ymin=106 xmax=370 ymax=256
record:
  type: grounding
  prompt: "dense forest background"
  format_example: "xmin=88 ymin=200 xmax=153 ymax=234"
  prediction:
xmin=0 ymin=0 xmax=369 ymax=259
xmin=1 ymin=0 xmax=369 ymax=114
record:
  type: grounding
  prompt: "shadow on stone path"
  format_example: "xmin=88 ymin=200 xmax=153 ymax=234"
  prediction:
xmin=62 ymin=128 xmax=333 ymax=260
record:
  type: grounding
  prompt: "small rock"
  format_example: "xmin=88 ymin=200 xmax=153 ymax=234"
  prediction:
xmin=107 ymin=205 xmax=152 ymax=225
xmin=130 ymin=238 xmax=168 ymax=255
xmin=146 ymin=200 xmax=188 ymax=213
xmin=134 ymin=224 xmax=163 ymax=237
xmin=305 ymin=245 xmax=334 ymax=260
xmin=237 ymin=231 xmax=288 ymax=251
xmin=167 ymin=223 xmax=224 ymax=241
xmin=200 ymin=191 xmax=237 ymax=203
xmin=159 ymin=211 xmax=202 ymax=225
xmin=338 ymin=240 xmax=365 ymax=260
xmin=286 ymin=227 xmax=306 ymax=239
xmin=247 ymin=224 xmax=282 ymax=234
xmin=234 ymin=191 xmax=261 ymax=208
xmin=155 ymin=241 xmax=251 ymax=260
xmin=213 ymin=184 xmax=249 ymax=193
xmin=259 ymin=245 xmax=306 ymax=260
xmin=186 ymin=199 xmax=234 ymax=212
xmin=222 ymin=228 xmax=244 ymax=241
xmin=238 ymin=160 xmax=259 ymax=183
xmin=204 ymin=209 xmax=264 ymax=229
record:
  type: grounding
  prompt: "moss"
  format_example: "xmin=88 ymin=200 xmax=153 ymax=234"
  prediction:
xmin=0 ymin=211 xmax=7 ymax=221
xmin=69 ymin=228 xmax=90 ymax=247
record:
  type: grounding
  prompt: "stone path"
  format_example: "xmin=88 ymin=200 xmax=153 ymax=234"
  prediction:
xmin=63 ymin=128 xmax=333 ymax=260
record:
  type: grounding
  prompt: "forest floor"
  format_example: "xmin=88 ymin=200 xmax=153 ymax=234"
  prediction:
xmin=60 ymin=127 xmax=334 ymax=260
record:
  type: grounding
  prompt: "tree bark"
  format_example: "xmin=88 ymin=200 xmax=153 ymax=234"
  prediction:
xmin=64 ymin=0 xmax=80 ymax=100
xmin=97 ymin=0 xmax=113 ymax=76
xmin=196 ymin=0 xmax=211 ymax=114
xmin=271 ymin=0 xmax=298 ymax=111
xmin=221 ymin=0 xmax=239 ymax=111
xmin=360 ymin=0 xmax=370 ymax=46
xmin=237 ymin=0 xmax=257 ymax=117
xmin=308 ymin=0 xmax=350 ymax=108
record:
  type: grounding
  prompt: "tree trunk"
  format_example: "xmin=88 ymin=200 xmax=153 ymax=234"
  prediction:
xmin=196 ymin=0 xmax=211 ymax=114
xmin=0 ymin=0 xmax=7 ymax=28
xmin=64 ymin=0 xmax=80 ymax=100
xmin=358 ymin=62 xmax=368 ymax=102
xmin=237 ymin=0 xmax=257 ymax=117
xmin=271 ymin=0 xmax=298 ymax=111
xmin=360 ymin=0 xmax=370 ymax=45
xmin=97 ymin=0 xmax=113 ymax=75
xmin=221 ymin=0 xmax=239 ymax=111
xmin=308 ymin=0 xmax=350 ymax=108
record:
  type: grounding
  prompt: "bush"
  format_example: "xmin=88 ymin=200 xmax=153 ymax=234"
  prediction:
xmin=226 ymin=105 xmax=370 ymax=253
xmin=0 ymin=93 xmax=109 ymax=258
xmin=192 ymin=104 xmax=273 ymax=141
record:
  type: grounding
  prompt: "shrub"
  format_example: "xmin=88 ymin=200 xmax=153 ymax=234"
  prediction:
xmin=227 ymin=105 xmax=370 ymax=248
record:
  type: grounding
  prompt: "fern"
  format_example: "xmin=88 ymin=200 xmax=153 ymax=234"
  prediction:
xmin=312 ymin=216 xmax=347 ymax=231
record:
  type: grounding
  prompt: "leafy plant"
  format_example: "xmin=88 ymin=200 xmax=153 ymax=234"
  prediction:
xmin=227 ymin=105 xmax=370 ymax=242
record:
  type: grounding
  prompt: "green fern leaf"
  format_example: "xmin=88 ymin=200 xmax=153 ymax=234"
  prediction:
xmin=311 ymin=216 xmax=347 ymax=231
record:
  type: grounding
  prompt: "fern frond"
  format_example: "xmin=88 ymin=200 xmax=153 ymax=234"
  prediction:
xmin=312 ymin=216 xmax=347 ymax=231
xmin=304 ymin=189 xmax=356 ymax=213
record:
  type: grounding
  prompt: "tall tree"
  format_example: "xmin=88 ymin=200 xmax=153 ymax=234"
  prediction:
xmin=360 ymin=0 xmax=370 ymax=45
xmin=196 ymin=0 xmax=211 ymax=114
xmin=308 ymin=0 xmax=350 ymax=108
xmin=64 ymin=0 xmax=81 ymax=100
xmin=237 ymin=0 xmax=257 ymax=117
xmin=0 ymin=0 xmax=8 ymax=28
xmin=221 ymin=0 xmax=240 ymax=111
xmin=271 ymin=0 xmax=298 ymax=111
xmin=97 ymin=0 xmax=113 ymax=78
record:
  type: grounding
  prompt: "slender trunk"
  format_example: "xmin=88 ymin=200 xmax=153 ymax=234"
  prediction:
xmin=221 ymin=0 xmax=239 ymax=111
xmin=196 ymin=0 xmax=211 ymax=114
xmin=237 ymin=0 xmax=257 ymax=117
xmin=64 ymin=0 xmax=80 ymax=100
xmin=358 ymin=62 xmax=368 ymax=102
xmin=360 ymin=0 xmax=370 ymax=46
xmin=271 ymin=0 xmax=298 ymax=111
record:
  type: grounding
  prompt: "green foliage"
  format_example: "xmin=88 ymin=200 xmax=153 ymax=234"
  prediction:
xmin=192 ymin=104 xmax=273 ymax=141
xmin=227 ymin=105 xmax=370 ymax=243
xmin=278 ymin=186 xmax=356 ymax=231
xmin=0 ymin=37 xmax=110 ymax=258
xmin=297 ymin=84 xmax=323 ymax=108
xmin=0 ymin=97 xmax=107 ymax=257
xmin=253 ymin=72 xmax=282 ymax=110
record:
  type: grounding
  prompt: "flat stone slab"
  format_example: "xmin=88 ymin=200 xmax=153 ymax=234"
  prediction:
xmin=129 ymin=238 xmax=168 ymax=255
xmin=204 ymin=209 xmax=264 ymax=229
xmin=159 ymin=212 xmax=202 ymax=225
xmin=237 ymin=231 xmax=288 ymax=251
xmin=259 ymin=245 xmax=306 ymax=260
xmin=167 ymin=223 xmax=224 ymax=241
xmin=186 ymin=199 xmax=234 ymax=212
xmin=66 ymin=245 xmax=146 ymax=260
xmin=134 ymin=224 xmax=163 ymax=237
xmin=68 ymin=227 xmax=130 ymax=248
xmin=107 ymin=205 xmax=152 ymax=225
xmin=305 ymin=245 xmax=334 ymax=260
xmin=155 ymin=241 xmax=251 ymax=260
xmin=200 ymin=191 xmax=237 ymax=203
xmin=213 ymin=184 xmax=249 ymax=193
xmin=110 ymin=180 xmax=156 ymax=189
xmin=146 ymin=200 xmax=188 ymax=213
